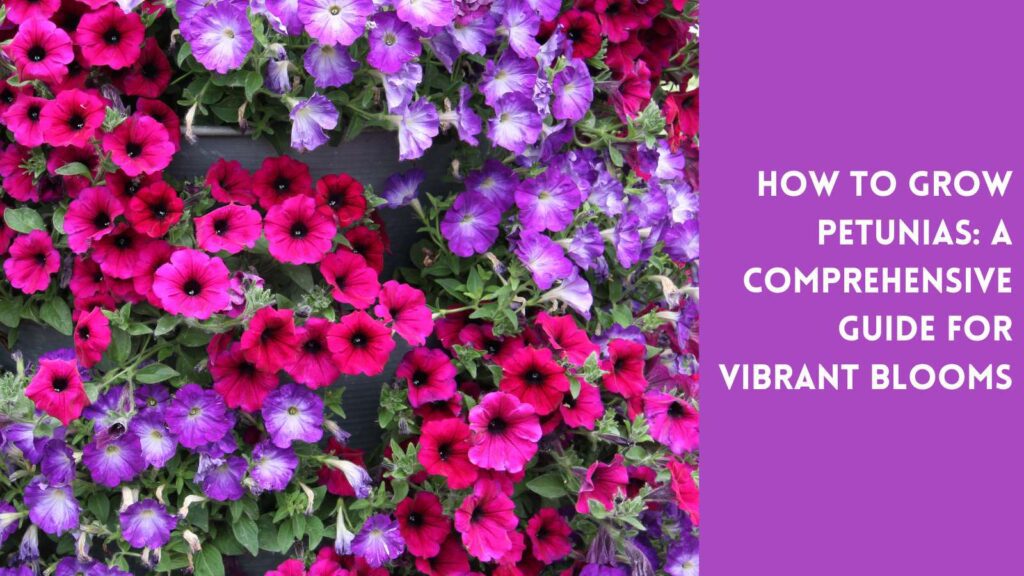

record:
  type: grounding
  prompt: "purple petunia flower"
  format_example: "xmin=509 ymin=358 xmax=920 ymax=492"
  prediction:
xmin=515 ymin=231 xmax=574 ymax=290
xmin=396 ymin=99 xmax=439 ymax=161
xmin=55 ymin=558 xmax=131 ymax=576
xmin=197 ymin=455 xmax=248 ymax=501
xmin=540 ymin=268 xmax=593 ymax=317
xmin=297 ymin=0 xmax=374 ymax=47
xmin=501 ymin=0 xmax=540 ymax=58
xmin=440 ymin=193 xmax=501 ymax=257
xmin=613 ymin=211 xmax=642 ymax=269
xmin=489 ymin=93 xmax=542 ymax=155
xmin=39 ymin=439 xmax=75 ymax=485
xmin=383 ymin=62 xmax=423 ymax=112
xmin=449 ymin=13 xmax=496 ymax=55
xmin=427 ymin=29 xmax=459 ymax=72
xmin=588 ymin=169 xmax=626 ymax=216
xmin=662 ymin=180 xmax=699 ymax=224
xmin=453 ymin=85 xmax=482 ymax=145
xmin=181 ymin=3 xmax=254 ymax=74
xmin=119 ymin=499 xmax=178 ymax=549
xmin=262 ymin=384 xmax=324 ymax=448
xmin=165 ymin=384 xmax=232 ymax=450
xmin=395 ymin=0 xmax=456 ymax=31
xmin=480 ymin=52 xmax=538 ymax=107
xmin=464 ymin=159 xmax=517 ymax=212
xmin=655 ymin=140 xmax=688 ymax=181
xmin=82 ymin=435 xmax=145 ymax=488
xmin=367 ymin=12 xmax=422 ymax=75
xmin=0 ymin=501 xmax=17 ymax=545
xmin=351 ymin=514 xmax=405 ymax=568
xmin=665 ymin=542 xmax=699 ymax=576
xmin=664 ymin=220 xmax=699 ymax=263
xmin=566 ymin=222 xmax=606 ymax=270
xmin=131 ymin=412 xmax=178 ymax=469
xmin=552 ymin=59 xmax=595 ymax=123
xmin=250 ymin=440 xmax=298 ymax=492
xmin=2 ymin=422 xmax=44 ymax=464
xmin=529 ymin=0 xmax=560 ymax=20
xmin=265 ymin=44 xmax=293 ymax=94
xmin=515 ymin=170 xmax=583 ymax=232
xmin=194 ymin=425 xmax=239 ymax=459
xmin=265 ymin=0 xmax=305 ymax=35
xmin=135 ymin=384 xmax=170 ymax=415
xmin=290 ymin=93 xmax=339 ymax=152
xmin=304 ymin=42 xmax=359 ymax=88
xmin=82 ymin=385 xmax=131 ymax=431
xmin=381 ymin=169 xmax=425 ymax=208
xmin=24 ymin=477 xmax=79 ymax=536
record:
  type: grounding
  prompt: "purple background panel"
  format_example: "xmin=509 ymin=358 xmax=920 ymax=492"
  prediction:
xmin=702 ymin=1 xmax=1024 ymax=574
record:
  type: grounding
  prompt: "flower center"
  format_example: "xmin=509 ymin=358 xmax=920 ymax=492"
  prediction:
xmin=291 ymin=222 xmax=308 ymax=238
xmin=274 ymin=177 xmax=291 ymax=192
xmin=525 ymin=369 xmax=544 ymax=385
xmin=213 ymin=219 xmax=229 ymax=235
xmin=188 ymin=406 xmax=201 ymax=416
xmin=329 ymin=5 xmax=341 ymax=15
xmin=487 ymin=417 xmax=507 ymax=433
xmin=303 ymin=338 xmax=322 ymax=353
xmin=668 ymin=401 xmax=685 ymax=418
xmin=52 ymin=377 xmax=69 ymax=392
xmin=28 ymin=45 xmax=46 ymax=62
xmin=78 ymin=326 xmax=90 ymax=340
xmin=104 ymin=27 xmax=121 ymax=45
xmin=141 ymin=63 xmax=158 ymax=79
xmin=93 ymin=211 xmax=112 ymax=229
xmin=115 ymin=234 xmax=131 ymax=249
xmin=184 ymin=279 xmax=202 ymax=296
xmin=288 ymin=406 xmax=299 ymax=416
xmin=125 ymin=142 xmax=143 ymax=158
xmin=27 ymin=105 xmax=41 ymax=121
xmin=384 ymin=32 xmax=397 ymax=47
xmin=437 ymin=443 xmax=450 ymax=461
xmin=406 ymin=512 xmax=422 ymax=526
xmin=68 ymin=114 xmax=85 ymax=130
xmin=106 ymin=444 xmax=121 ymax=455
xmin=223 ymin=28 xmax=236 ymax=40
xmin=151 ymin=202 xmax=169 ymax=219
xmin=350 ymin=333 xmax=367 ymax=347
xmin=411 ymin=371 xmax=428 ymax=387
xmin=34 ymin=252 xmax=48 ymax=265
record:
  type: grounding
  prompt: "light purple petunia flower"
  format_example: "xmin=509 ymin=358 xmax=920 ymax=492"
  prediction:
xmin=250 ymin=440 xmax=298 ymax=492
xmin=514 ymin=231 xmax=574 ymax=290
xmin=529 ymin=0 xmax=560 ymax=20
xmin=381 ymin=169 xmax=425 ymax=208
xmin=539 ymin=268 xmax=592 ymax=317
xmin=265 ymin=44 xmax=293 ymax=94
xmin=265 ymin=0 xmax=305 ymax=35
xmin=82 ymin=435 xmax=145 ymax=488
xmin=366 ymin=12 xmax=422 ymax=75
xmin=180 ymin=3 xmax=254 ymax=74
xmin=655 ymin=140 xmax=688 ymax=181
xmin=588 ymin=167 xmax=626 ymax=216
xmin=427 ymin=30 xmax=459 ymax=72
xmin=290 ymin=93 xmax=339 ymax=152
xmin=165 ymin=384 xmax=232 ymax=450
xmin=39 ymin=439 xmax=75 ymax=485
xmin=197 ymin=455 xmax=247 ymax=501
xmin=664 ymin=220 xmax=699 ymax=263
xmin=194 ymin=425 xmax=238 ymax=459
xmin=119 ymin=499 xmax=178 ymax=549
xmin=304 ymin=42 xmax=359 ymax=88
xmin=440 ymin=193 xmax=501 ymax=257
xmin=515 ymin=170 xmax=583 ymax=232
xmin=488 ymin=93 xmax=542 ymax=155
xmin=449 ymin=13 xmax=496 ymax=55
xmin=501 ymin=0 xmax=540 ymax=58
xmin=131 ymin=412 xmax=178 ymax=469
xmin=177 ymin=0 xmax=245 ymax=20
xmin=552 ymin=59 xmax=594 ymax=123
xmin=135 ymin=384 xmax=170 ymax=415
xmin=0 ymin=501 xmax=18 ymax=545
xmin=3 ymin=422 xmax=45 ymax=463
xmin=537 ymin=24 xmax=566 ymax=69
xmin=396 ymin=99 xmax=439 ymax=161
xmin=665 ymin=541 xmax=699 ymax=576
xmin=394 ymin=0 xmax=456 ymax=31
xmin=613 ymin=211 xmax=642 ymax=269
xmin=262 ymin=384 xmax=324 ymax=448
xmin=24 ymin=477 xmax=79 ymax=536
xmin=297 ymin=0 xmax=374 ymax=47
xmin=351 ymin=514 xmax=405 ymax=568
xmin=453 ymin=85 xmax=482 ymax=145
xmin=464 ymin=159 xmax=517 ymax=212
xmin=383 ymin=62 xmax=422 ymax=112
xmin=662 ymin=180 xmax=698 ymax=223
xmin=82 ymin=385 xmax=131 ymax=431
xmin=480 ymin=52 xmax=538 ymax=107
xmin=566 ymin=222 xmax=605 ymax=270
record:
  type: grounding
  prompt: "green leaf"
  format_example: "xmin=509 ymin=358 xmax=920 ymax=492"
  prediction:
xmin=52 ymin=205 xmax=67 ymax=235
xmin=55 ymin=162 xmax=92 ymax=178
xmin=177 ymin=43 xmax=193 ymax=67
xmin=3 ymin=207 xmax=45 ymax=234
xmin=109 ymin=327 xmax=131 ymax=363
xmin=195 ymin=546 xmax=225 ymax=576
xmin=0 ymin=298 xmax=22 ymax=328
xmin=87 ymin=493 xmax=110 ymax=522
xmin=305 ymin=515 xmax=324 ymax=548
xmin=290 ymin=265 xmax=315 ymax=293
xmin=526 ymin=473 xmax=568 ymax=499
xmin=244 ymin=71 xmax=263 ymax=101
xmin=154 ymin=315 xmax=181 ymax=337
xmin=232 ymin=515 xmax=260 ymax=556
xmin=135 ymin=363 xmax=179 ymax=384
xmin=39 ymin=299 xmax=73 ymax=335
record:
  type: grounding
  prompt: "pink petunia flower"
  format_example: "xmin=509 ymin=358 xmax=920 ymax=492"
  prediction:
xmin=152 ymin=249 xmax=231 ymax=319
xmin=467 ymin=391 xmax=541 ymax=473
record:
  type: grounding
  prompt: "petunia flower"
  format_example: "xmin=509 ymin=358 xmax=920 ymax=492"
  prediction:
xmin=576 ymin=454 xmax=629 ymax=514
xmin=315 ymin=173 xmax=366 ymax=226
xmin=211 ymin=343 xmax=279 ymax=412
xmin=600 ymin=338 xmax=648 ymax=399
xmin=351 ymin=514 xmax=405 ymax=567
xmin=152 ymin=249 xmax=231 ymax=319
xmin=262 ymin=383 xmax=325 ymax=448
xmin=480 ymin=52 xmax=538 ymax=107
xmin=539 ymin=268 xmax=593 ymax=317
xmin=396 ymin=492 xmax=451 ymax=559
xmin=195 ymin=203 xmax=263 ymax=254
xmin=63 ymin=187 xmax=123 ymax=254
xmin=560 ymin=380 xmax=604 ymax=430
xmin=25 ymin=359 xmax=89 ymax=426
xmin=5 ymin=0 xmax=60 ymax=23
xmin=526 ymin=508 xmax=573 ymax=564
xmin=467 ymin=391 xmax=541 ymax=473
xmin=81 ymin=435 xmax=145 ymax=488
xmin=102 ymin=115 xmax=175 ymax=177
xmin=498 ymin=346 xmax=569 ymax=416
xmin=119 ymin=499 xmax=177 ymax=549
xmin=181 ymin=3 xmax=254 ymax=74
xmin=289 ymin=93 xmax=339 ymax=152
xmin=374 ymin=280 xmax=433 ymax=346
xmin=488 ymin=93 xmax=542 ymax=155
xmin=319 ymin=250 xmax=380 ymax=309
xmin=73 ymin=307 xmax=111 ymax=368
xmin=414 ymin=534 xmax=471 ymax=575
xmin=39 ymin=440 xmax=75 ymax=485
xmin=501 ymin=0 xmax=540 ymax=58
xmin=440 ymin=193 xmax=501 ymax=257
xmin=451 ymin=85 xmax=482 ymax=145
xmin=250 ymin=440 xmax=298 ymax=492
xmin=2 ymin=95 xmax=47 ymax=147
xmin=664 ymin=220 xmax=699 ymax=263
xmin=130 ymin=412 xmax=178 ymax=469
xmin=397 ymin=347 xmax=457 ymax=408
xmin=126 ymin=181 xmax=183 ymax=238
xmin=464 ymin=160 xmax=518 ymax=212
xmin=644 ymin=391 xmax=700 ymax=456
xmin=206 ymin=159 xmax=256 ymax=205
xmin=552 ymin=58 xmax=595 ymax=122
xmin=514 ymin=231 xmax=574 ymax=291
xmin=285 ymin=318 xmax=342 ymax=389
xmin=75 ymin=5 xmax=144 ymax=69
xmin=198 ymin=455 xmax=248 ymax=501
xmin=4 ymin=18 xmax=74 ymax=84
xmin=515 ymin=170 xmax=583 ymax=232
xmin=367 ymin=12 xmax=421 ymax=75
xmin=24 ymin=477 xmax=79 ymax=536
xmin=122 ymin=41 xmax=173 ymax=98
xmin=380 ymin=169 xmax=425 ymax=209
xmin=449 ymin=13 xmax=496 ymax=55
xmin=394 ymin=0 xmax=455 ymax=31
xmin=164 ymin=384 xmax=233 ymax=449
xmin=253 ymin=155 xmax=313 ymax=209
xmin=327 ymin=311 xmax=396 ymax=376
xmin=265 ymin=194 xmax=337 ymax=264
xmin=382 ymin=62 xmax=423 ymax=112
xmin=395 ymin=99 xmax=439 ymax=161
xmin=3 ymin=231 xmax=60 ymax=295
xmin=240 ymin=307 xmax=299 ymax=373
xmin=454 ymin=483 xmax=517 ymax=561
xmin=304 ymin=42 xmax=359 ymax=88
xmin=39 ymin=89 xmax=106 ymax=150
xmin=417 ymin=418 xmax=477 ymax=489
xmin=297 ymin=0 xmax=375 ymax=47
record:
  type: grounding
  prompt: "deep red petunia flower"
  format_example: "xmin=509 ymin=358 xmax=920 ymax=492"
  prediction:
xmin=318 ymin=249 xmax=380 ymax=309
xmin=211 ymin=343 xmax=279 ymax=412
xmin=668 ymin=459 xmax=700 ymax=525
xmin=327 ymin=311 xmax=395 ymax=376
xmin=2 ymin=95 xmax=48 ymax=147
xmin=593 ymin=0 xmax=643 ymax=42
xmin=526 ymin=508 xmax=572 ymax=564
xmin=152 ymin=248 xmax=231 ymax=319
xmin=241 ymin=307 xmax=299 ymax=373
xmin=5 ymin=0 xmax=61 ymax=24
xmin=557 ymin=10 xmax=602 ymax=59
xmin=343 ymin=225 xmax=386 ymax=272
xmin=560 ymin=380 xmax=604 ymax=430
xmin=0 ymin=81 xmax=33 ymax=118
xmin=396 ymin=492 xmax=451 ymax=559
xmin=136 ymin=98 xmax=181 ymax=151
xmin=74 ymin=306 xmax=112 ymax=368
xmin=70 ymin=256 xmax=107 ymax=299
xmin=63 ymin=186 xmax=123 ymax=254
xmin=102 ymin=115 xmax=174 ymax=177
xmin=25 ymin=359 xmax=90 ymax=426
xmin=397 ymin=347 xmax=457 ymax=409
xmin=315 ymin=173 xmax=367 ymax=227
xmin=414 ymin=533 xmax=471 ymax=576
xmin=252 ymin=155 xmax=313 ymax=210
xmin=416 ymin=418 xmax=477 ymax=490
xmin=39 ymin=89 xmax=106 ymax=148
xmin=601 ymin=338 xmax=648 ymax=398
xmin=75 ymin=4 xmax=144 ymax=69
xmin=121 ymin=41 xmax=172 ymax=98
xmin=498 ymin=346 xmax=569 ymax=416
xmin=535 ymin=311 xmax=599 ymax=365
xmin=317 ymin=439 xmax=366 ymax=496
xmin=454 ymin=483 xmax=518 ymax=562
xmin=107 ymin=170 xmax=162 ymax=208
xmin=4 ymin=18 xmax=74 ymax=84
xmin=126 ymin=180 xmax=183 ymax=238
xmin=91 ymin=224 xmax=152 ymax=279
xmin=373 ymin=280 xmax=433 ymax=346
xmin=413 ymin=395 xmax=463 ymax=424
xmin=264 ymin=195 xmax=337 ymax=265
xmin=206 ymin=159 xmax=257 ymax=205
xmin=663 ymin=89 xmax=699 ymax=152
xmin=610 ymin=60 xmax=653 ymax=122
xmin=468 ymin=391 xmax=541 ymax=473
xmin=194 ymin=203 xmax=262 ymax=254
xmin=3 ymin=231 xmax=60 ymax=294
xmin=576 ymin=453 xmax=629 ymax=514
xmin=285 ymin=318 xmax=341 ymax=389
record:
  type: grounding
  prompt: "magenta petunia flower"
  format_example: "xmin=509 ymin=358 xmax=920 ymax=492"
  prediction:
xmin=64 ymin=187 xmax=123 ymax=254
xmin=180 ymin=3 xmax=254 ymax=74
xmin=467 ymin=391 xmax=541 ymax=473
xmin=374 ymin=280 xmax=433 ymax=346
xmin=240 ymin=307 xmax=299 ymax=373
xmin=25 ymin=359 xmax=89 ymax=426
xmin=2 ymin=95 xmax=47 ymax=147
xmin=576 ymin=454 xmax=629 ymax=514
xmin=211 ymin=343 xmax=279 ymax=412
xmin=454 ymin=483 xmax=518 ymax=561
xmin=396 ymin=99 xmax=439 ymax=161
xmin=82 ymin=435 xmax=145 ymax=488
xmin=440 ymin=193 xmax=501 ymax=257
xmin=250 ymin=439 xmax=298 ymax=492
xmin=644 ymin=391 xmax=700 ymax=456
xmin=289 ymin=93 xmax=339 ymax=152
xmin=304 ymin=42 xmax=359 ymax=88
xmin=297 ymin=0 xmax=375 ymax=47
xmin=397 ymin=347 xmax=457 ymax=408
xmin=352 ymin=514 xmax=405 ymax=567
xmin=24 ymin=477 xmax=80 ymax=536
xmin=395 ymin=0 xmax=455 ymax=30
xmin=262 ymin=383 xmax=325 ymax=448
xmin=367 ymin=12 xmax=421 ymax=75
xmin=126 ymin=180 xmax=184 ymax=238
xmin=265 ymin=195 xmax=336 ymax=264
xmin=194 ymin=203 xmax=262 ymax=254
xmin=319 ymin=249 xmax=380 ymax=309
xmin=153 ymin=249 xmax=231 ymax=319
xmin=75 ymin=4 xmax=145 ymax=69
xmin=515 ymin=170 xmax=583 ymax=232
xmin=3 ymin=231 xmax=60 ymax=294
xmin=38 ymin=89 xmax=106 ymax=149
xmin=488 ymin=93 xmax=542 ymax=155
xmin=5 ymin=0 xmax=60 ymax=24
xmin=102 ymin=115 xmax=175 ymax=177
xmin=327 ymin=311 xmax=396 ymax=376
xmin=119 ymin=499 xmax=178 ymax=549
xmin=92 ymin=224 xmax=152 ymax=280
xmin=286 ymin=318 xmax=341 ymax=389
xmin=552 ymin=59 xmax=595 ymax=122
xmin=514 ymin=231 xmax=574 ymax=290
xmin=4 ymin=18 xmax=74 ymax=84
xmin=74 ymin=306 xmax=112 ymax=368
